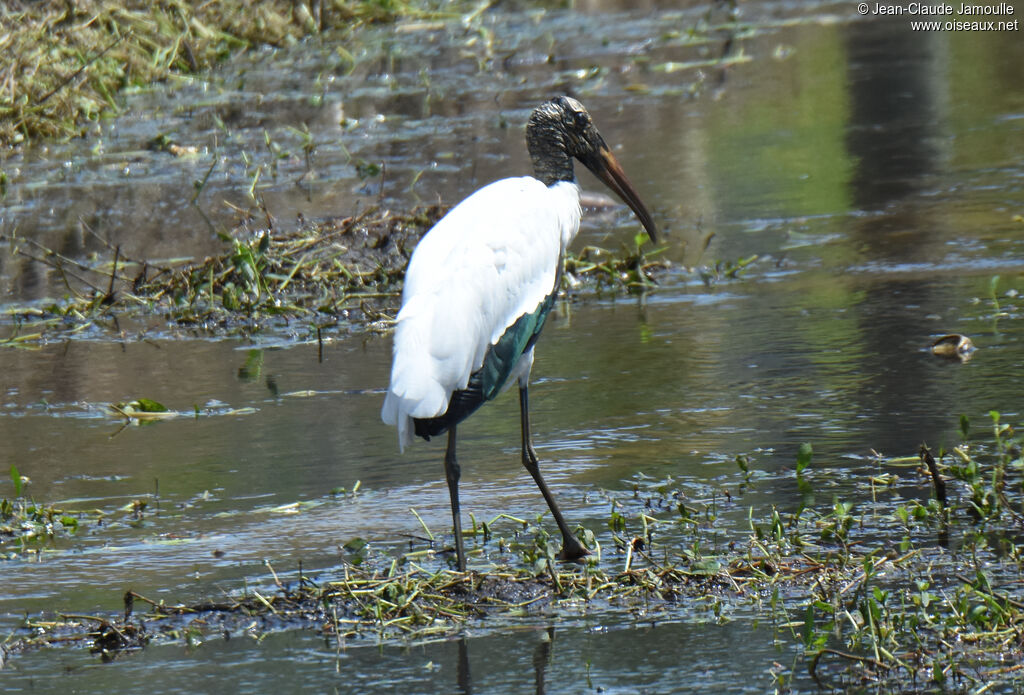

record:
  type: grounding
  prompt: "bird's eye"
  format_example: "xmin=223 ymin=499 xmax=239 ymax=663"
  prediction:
xmin=572 ymin=110 xmax=589 ymax=130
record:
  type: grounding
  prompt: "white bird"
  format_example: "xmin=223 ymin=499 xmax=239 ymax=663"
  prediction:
xmin=381 ymin=96 xmax=658 ymax=571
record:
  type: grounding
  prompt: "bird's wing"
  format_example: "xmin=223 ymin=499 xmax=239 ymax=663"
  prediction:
xmin=381 ymin=177 xmax=581 ymax=449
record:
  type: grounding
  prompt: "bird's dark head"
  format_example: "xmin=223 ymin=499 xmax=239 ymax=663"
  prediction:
xmin=527 ymin=96 xmax=658 ymax=242
xmin=528 ymin=96 xmax=604 ymax=160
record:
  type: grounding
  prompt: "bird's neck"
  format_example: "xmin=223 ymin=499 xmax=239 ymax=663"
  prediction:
xmin=526 ymin=123 xmax=574 ymax=187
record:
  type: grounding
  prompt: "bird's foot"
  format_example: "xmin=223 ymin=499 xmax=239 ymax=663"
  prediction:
xmin=557 ymin=539 xmax=591 ymax=563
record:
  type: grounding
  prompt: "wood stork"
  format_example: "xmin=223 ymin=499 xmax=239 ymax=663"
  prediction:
xmin=381 ymin=96 xmax=658 ymax=571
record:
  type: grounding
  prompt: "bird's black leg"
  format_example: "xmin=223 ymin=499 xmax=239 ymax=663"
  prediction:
xmin=519 ymin=385 xmax=589 ymax=561
xmin=444 ymin=426 xmax=467 ymax=572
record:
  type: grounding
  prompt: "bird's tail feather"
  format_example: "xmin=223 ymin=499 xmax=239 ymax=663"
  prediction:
xmin=381 ymin=364 xmax=448 ymax=452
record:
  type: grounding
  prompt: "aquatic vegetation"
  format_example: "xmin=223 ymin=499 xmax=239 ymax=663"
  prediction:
xmin=109 ymin=398 xmax=174 ymax=421
xmin=4 ymin=413 xmax=1023 ymax=690
xmin=564 ymin=236 xmax=671 ymax=291
xmin=0 ymin=205 xmax=443 ymax=342
xmin=1 ymin=466 xmax=81 ymax=557
xmin=0 ymin=0 xmax=481 ymax=148
xmin=777 ymin=411 xmax=1024 ymax=690
xmin=1 ymin=204 xmax=684 ymax=344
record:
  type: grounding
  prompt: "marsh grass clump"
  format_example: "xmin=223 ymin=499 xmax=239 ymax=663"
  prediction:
xmin=0 ymin=205 xmax=446 ymax=342
xmin=147 ymin=204 xmax=442 ymax=326
xmin=0 ymin=0 xmax=466 ymax=148
xmin=1 ymin=204 xmax=683 ymax=344
xmin=1 ymin=0 xmax=286 ymax=146
xmin=564 ymin=236 xmax=672 ymax=291
xmin=5 ymin=549 xmax=731 ymax=662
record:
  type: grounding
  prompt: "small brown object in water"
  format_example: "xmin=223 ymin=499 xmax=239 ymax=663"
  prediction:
xmin=930 ymin=334 xmax=975 ymax=362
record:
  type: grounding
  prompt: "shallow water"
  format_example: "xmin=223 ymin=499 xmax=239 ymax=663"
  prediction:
xmin=2 ymin=0 xmax=1024 ymax=691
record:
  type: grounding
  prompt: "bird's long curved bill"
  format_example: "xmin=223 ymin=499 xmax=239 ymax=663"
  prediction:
xmin=588 ymin=145 xmax=658 ymax=243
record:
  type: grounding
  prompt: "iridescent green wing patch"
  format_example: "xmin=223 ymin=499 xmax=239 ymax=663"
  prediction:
xmin=480 ymin=291 xmax=556 ymax=401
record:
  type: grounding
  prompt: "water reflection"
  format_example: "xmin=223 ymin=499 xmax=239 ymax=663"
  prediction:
xmin=2 ymin=618 xmax=791 ymax=693
xmin=844 ymin=17 xmax=942 ymax=209
xmin=455 ymin=626 xmax=557 ymax=695
xmin=841 ymin=16 xmax=974 ymax=456
xmin=457 ymin=637 xmax=473 ymax=694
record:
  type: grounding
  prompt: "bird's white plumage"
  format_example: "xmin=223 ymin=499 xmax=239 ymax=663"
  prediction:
xmin=381 ymin=177 xmax=582 ymax=450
